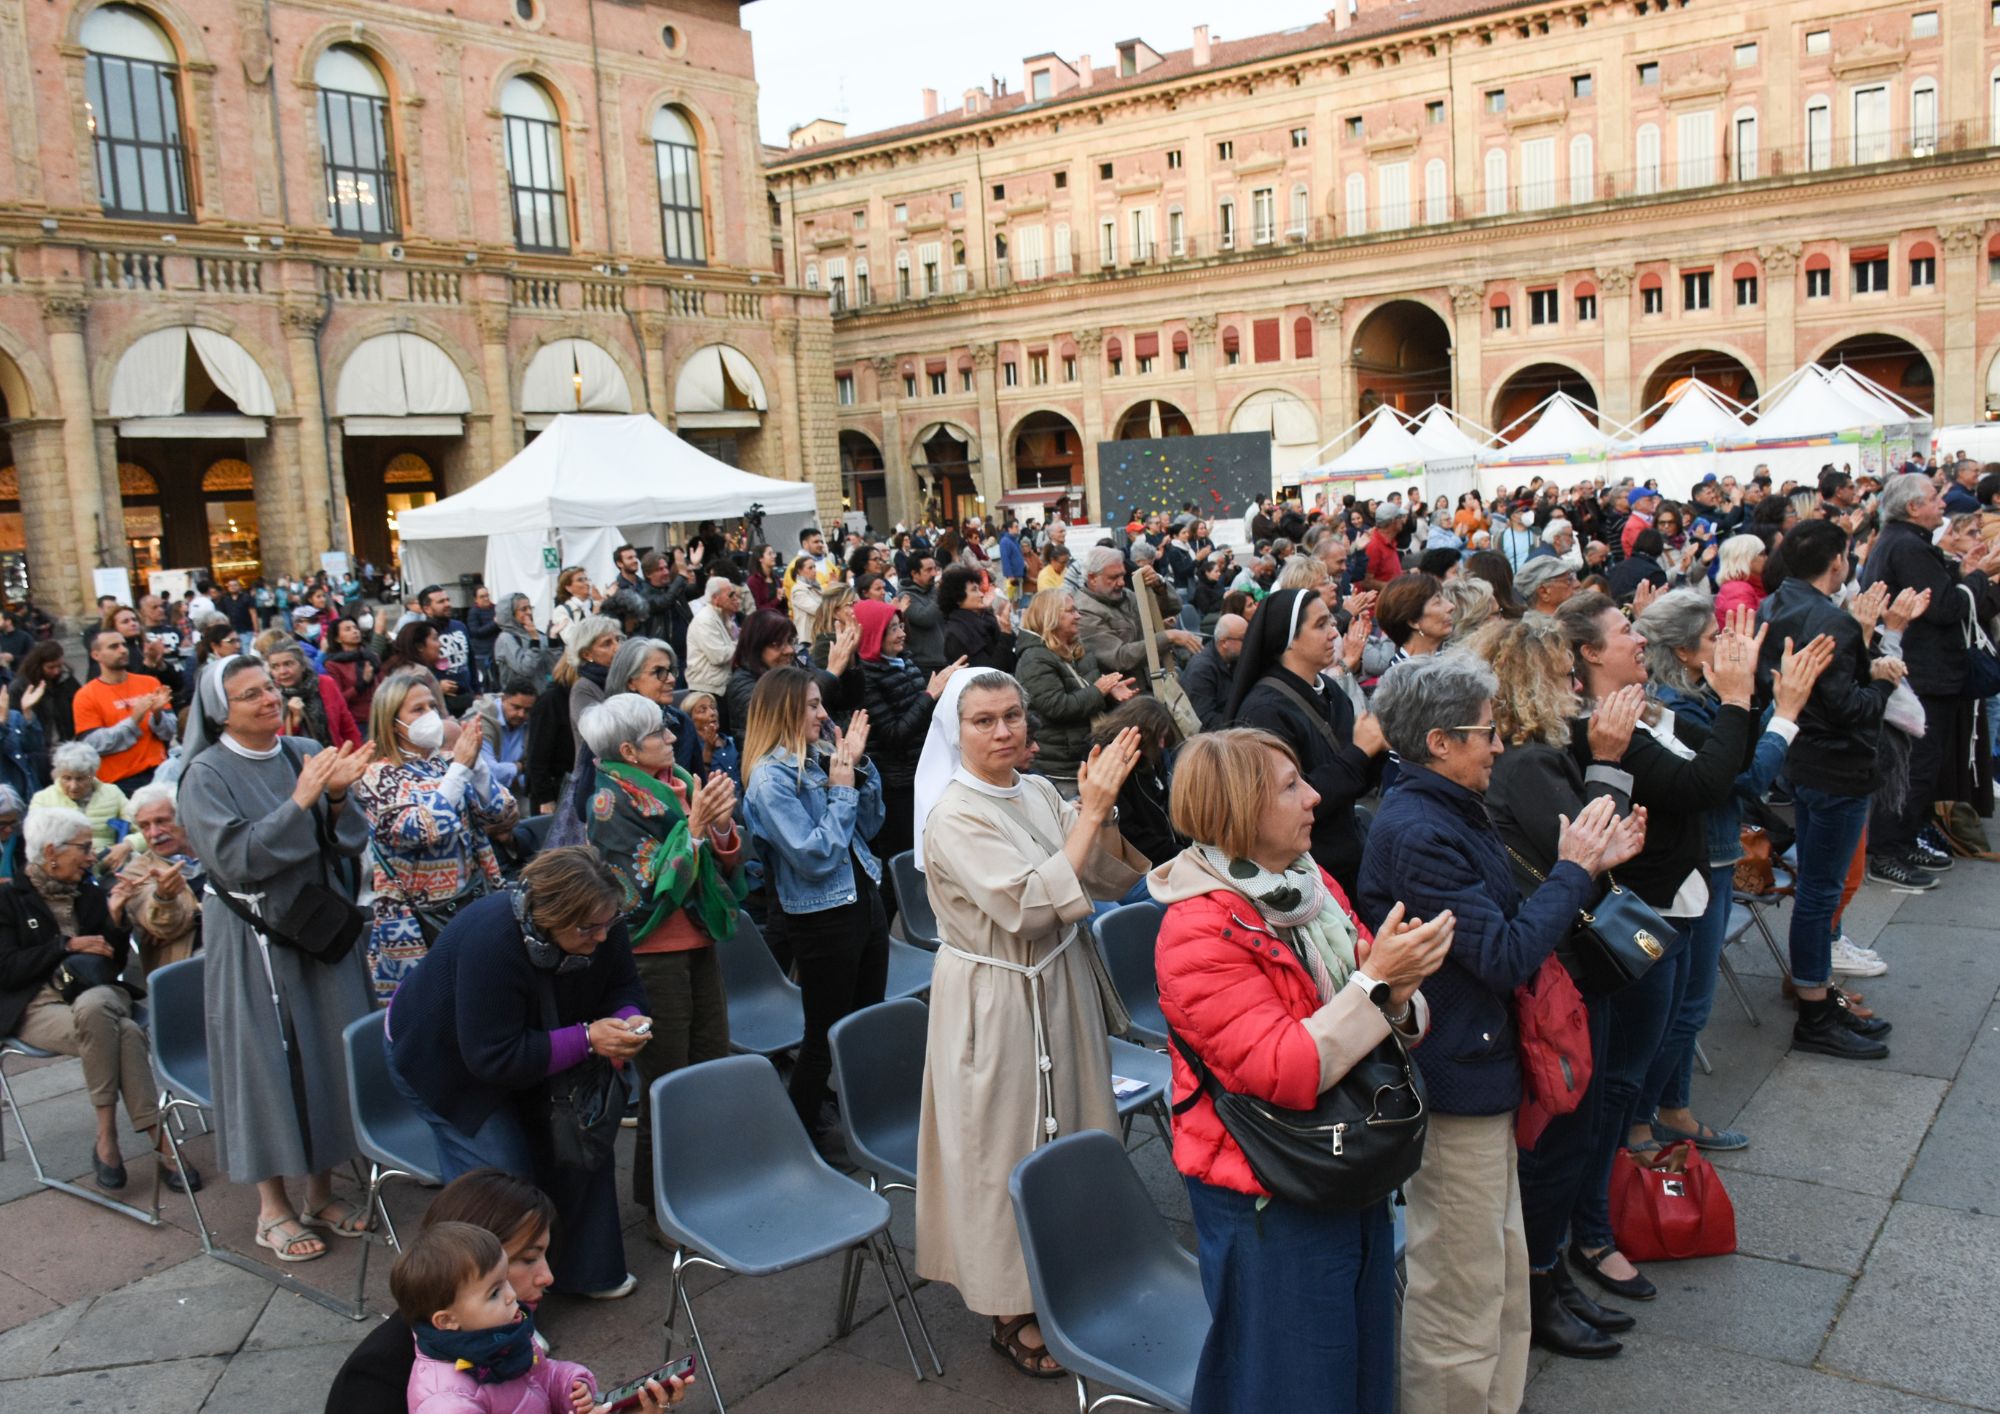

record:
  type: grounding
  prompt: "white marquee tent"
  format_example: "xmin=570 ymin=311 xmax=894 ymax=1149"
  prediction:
xmin=1720 ymin=366 xmax=1888 ymax=480
xmin=1605 ymin=381 xmax=1748 ymax=496
xmin=396 ymin=413 xmax=815 ymax=614
xmin=1299 ymin=404 xmax=1480 ymax=505
xmin=1476 ymin=393 xmax=1617 ymax=493
xmin=1409 ymin=405 xmax=1488 ymax=505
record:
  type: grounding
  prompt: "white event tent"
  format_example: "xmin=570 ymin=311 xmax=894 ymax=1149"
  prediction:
xmin=1822 ymin=364 xmax=1932 ymax=467
xmin=1605 ymin=381 xmax=1748 ymax=497
xmin=1298 ymin=406 xmax=1432 ymax=502
xmin=1476 ymin=392 xmax=1618 ymax=494
xmin=396 ymin=413 xmax=815 ymax=614
xmin=1409 ymin=404 xmax=1488 ymax=505
xmin=1719 ymin=366 xmax=1890 ymax=482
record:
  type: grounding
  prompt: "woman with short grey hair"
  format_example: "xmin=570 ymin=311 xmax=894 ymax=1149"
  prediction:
xmin=493 ymin=592 xmax=557 ymax=687
xmin=1358 ymin=651 xmax=1644 ymax=1410
xmin=30 ymin=741 xmax=130 ymax=852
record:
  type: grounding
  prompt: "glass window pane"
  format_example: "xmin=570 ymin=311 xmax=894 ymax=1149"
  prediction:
xmin=322 ymin=94 xmax=355 ymax=165
xmin=132 ymin=65 xmax=164 ymax=142
xmin=114 ymin=146 xmax=143 ymax=209
xmin=102 ymin=59 xmax=136 ymax=137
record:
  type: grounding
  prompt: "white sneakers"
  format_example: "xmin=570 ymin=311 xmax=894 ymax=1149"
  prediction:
xmin=1830 ymin=935 xmax=1887 ymax=978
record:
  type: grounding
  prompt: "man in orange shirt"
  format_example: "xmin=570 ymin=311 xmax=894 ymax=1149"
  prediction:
xmin=71 ymin=629 xmax=174 ymax=791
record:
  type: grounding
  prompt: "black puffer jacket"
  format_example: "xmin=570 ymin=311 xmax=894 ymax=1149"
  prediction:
xmin=944 ymin=608 xmax=1017 ymax=673
xmin=859 ymin=656 xmax=935 ymax=789
xmin=1858 ymin=517 xmax=1994 ymax=697
xmin=1016 ymin=631 xmax=1112 ymax=778
xmin=1755 ymin=576 xmax=1894 ymax=797
xmin=0 ymin=873 xmax=130 ymax=1039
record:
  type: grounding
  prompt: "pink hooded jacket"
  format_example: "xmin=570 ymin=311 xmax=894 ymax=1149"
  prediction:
xmin=406 ymin=1341 xmax=595 ymax=1414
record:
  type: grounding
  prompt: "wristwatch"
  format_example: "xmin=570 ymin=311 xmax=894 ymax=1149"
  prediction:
xmin=1350 ymin=969 xmax=1392 ymax=1008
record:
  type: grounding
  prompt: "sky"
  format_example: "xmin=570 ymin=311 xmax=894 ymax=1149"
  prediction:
xmin=743 ymin=0 xmax=1328 ymax=146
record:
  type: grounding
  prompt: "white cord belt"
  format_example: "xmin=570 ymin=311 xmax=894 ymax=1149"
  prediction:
xmin=938 ymin=927 xmax=1077 ymax=1148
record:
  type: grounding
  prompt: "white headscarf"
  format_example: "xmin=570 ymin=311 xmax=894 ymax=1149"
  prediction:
xmin=912 ymin=668 xmax=983 ymax=873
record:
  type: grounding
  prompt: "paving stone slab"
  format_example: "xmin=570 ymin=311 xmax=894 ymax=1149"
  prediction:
xmin=1524 ymin=1330 xmax=1963 ymax=1413
xmin=0 ymin=1275 xmax=54 ymax=1341
xmin=1876 ymin=867 xmax=2000 ymax=930
xmin=1721 ymin=1170 xmax=1892 ymax=1276
xmin=1707 ymin=1055 xmax=1946 ymax=1197
xmin=0 ymin=1055 xmax=86 ymax=1107
xmin=0 ymin=1306 xmax=80 ymax=1381
xmin=0 ymin=1354 xmax=224 ymax=1414
xmin=733 ymin=1347 xmax=1025 ymax=1414
xmin=42 ymin=1258 xmax=271 ymax=1374
xmin=196 ymin=1340 xmax=354 ymax=1414
xmin=840 ymin=1279 xmax=1077 ymax=1414
xmin=1616 ymin=1251 xmax=1850 ymax=1366
xmin=240 ymin=1287 xmax=373 ymax=1352
xmin=1902 ymin=999 xmax=2000 ymax=1215
xmin=0 ymin=1188 xmax=199 ymax=1306
xmin=1829 ymin=923 xmax=2000 ymax=1080
xmin=1822 ymin=1201 xmax=2000 ymax=1410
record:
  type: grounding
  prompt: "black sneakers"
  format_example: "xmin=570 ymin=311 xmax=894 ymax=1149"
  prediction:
xmin=1793 ymin=995 xmax=1890 ymax=1060
xmin=1910 ymin=833 xmax=1954 ymax=872
xmin=1865 ymin=854 xmax=1937 ymax=890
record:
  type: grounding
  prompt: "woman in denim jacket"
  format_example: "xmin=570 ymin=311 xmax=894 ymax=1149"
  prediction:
xmin=740 ymin=666 xmax=888 ymax=1146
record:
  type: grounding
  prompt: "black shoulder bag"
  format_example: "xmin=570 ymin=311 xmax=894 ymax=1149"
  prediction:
xmin=1168 ymin=1019 xmax=1428 ymax=1212
xmin=1504 ymin=844 xmax=1672 ymax=996
xmin=208 ymin=743 xmax=367 ymax=966
xmin=533 ymin=985 xmax=623 ymax=1173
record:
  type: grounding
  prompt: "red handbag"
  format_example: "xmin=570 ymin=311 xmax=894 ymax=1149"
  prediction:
xmin=1513 ymin=954 xmax=1592 ymax=1150
xmin=1610 ymin=1139 xmax=1737 ymax=1262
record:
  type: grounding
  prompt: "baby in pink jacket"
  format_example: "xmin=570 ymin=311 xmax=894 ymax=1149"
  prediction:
xmin=393 ymin=1221 xmax=598 ymax=1414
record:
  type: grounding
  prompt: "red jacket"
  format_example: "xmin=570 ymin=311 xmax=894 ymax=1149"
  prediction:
xmin=1155 ymin=870 xmax=1378 ymax=1197
xmin=314 ymin=673 xmax=362 ymax=747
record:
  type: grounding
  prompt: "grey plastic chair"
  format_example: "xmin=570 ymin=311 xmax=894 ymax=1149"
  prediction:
xmin=1 ymin=1003 xmax=164 ymax=1226
xmin=1176 ymin=604 xmax=1201 ymax=634
xmin=717 ymin=911 xmax=805 ymax=1055
xmin=884 ymin=936 xmax=936 ymax=1001
xmin=1011 ymin=1130 xmax=1207 ymax=1413
xmin=827 ymin=998 xmax=926 ymax=1191
xmin=887 ymin=851 xmax=941 ymax=950
xmin=342 ymin=1012 xmax=444 ymax=1317
xmin=1093 ymin=903 xmax=1169 ymax=1048
xmin=649 ymin=1056 xmax=940 ymax=1414
xmin=1106 ymin=1036 xmax=1173 ymax=1144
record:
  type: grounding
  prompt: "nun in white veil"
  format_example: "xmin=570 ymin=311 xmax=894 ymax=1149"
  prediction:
xmin=911 ymin=667 xmax=1147 ymax=1373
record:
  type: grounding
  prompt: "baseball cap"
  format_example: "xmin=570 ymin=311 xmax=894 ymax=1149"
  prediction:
xmin=1626 ymin=487 xmax=1659 ymax=507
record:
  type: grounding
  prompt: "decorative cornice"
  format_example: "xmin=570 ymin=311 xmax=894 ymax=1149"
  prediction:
xmin=1830 ymin=27 xmax=1906 ymax=79
xmin=1448 ymin=283 xmax=1483 ymax=311
xmin=1364 ymin=121 xmax=1422 ymax=157
xmin=971 ymin=344 xmax=996 ymax=370
xmin=997 ymin=195 xmax=1048 ymax=218
xmin=1661 ymin=62 xmax=1730 ymax=108
xmin=868 ymin=355 xmax=898 ymax=379
xmin=1113 ymin=176 xmax=1162 ymax=198
xmin=809 ymin=229 xmax=850 ymax=250
xmin=1187 ymin=314 xmax=1219 ymax=344
xmin=1939 ymin=222 xmax=1984 ymax=254
xmin=1074 ymin=327 xmax=1104 ymax=354
xmin=39 ymin=293 xmax=87 ymax=331
xmin=1593 ymin=264 xmax=1635 ymax=292
xmin=1230 ymin=152 xmax=1285 ymax=178
xmin=1308 ymin=300 xmax=1343 ymax=327
xmin=1756 ymin=241 xmax=1802 ymax=273
xmin=1503 ymin=96 xmax=1568 ymax=131
xmin=279 ymin=299 xmax=326 ymax=334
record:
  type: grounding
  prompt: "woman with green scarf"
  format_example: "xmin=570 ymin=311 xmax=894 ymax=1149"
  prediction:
xmin=577 ymin=693 xmax=744 ymax=1213
xmin=1149 ymin=728 xmax=1454 ymax=1414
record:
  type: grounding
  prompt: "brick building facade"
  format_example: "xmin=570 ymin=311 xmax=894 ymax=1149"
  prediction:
xmin=0 ymin=0 xmax=836 ymax=617
xmin=766 ymin=0 xmax=2000 ymax=530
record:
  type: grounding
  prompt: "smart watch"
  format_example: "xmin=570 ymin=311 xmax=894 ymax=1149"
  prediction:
xmin=1351 ymin=970 xmax=1392 ymax=1008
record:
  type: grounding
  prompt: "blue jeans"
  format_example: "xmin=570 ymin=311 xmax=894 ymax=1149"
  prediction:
xmin=1516 ymin=995 xmax=1610 ymax=1271
xmin=1643 ymin=863 xmax=1735 ymax=1116
xmin=1788 ymin=785 xmax=1870 ymax=989
xmin=386 ymin=1029 xmax=538 ymax=1178
xmin=1571 ymin=945 xmax=1681 ymax=1253
xmin=1185 ymin=1178 xmax=1396 ymax=1414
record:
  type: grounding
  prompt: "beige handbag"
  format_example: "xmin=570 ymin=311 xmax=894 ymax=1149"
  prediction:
xmin=1135 ymin=575 xmax=1203 ymax=738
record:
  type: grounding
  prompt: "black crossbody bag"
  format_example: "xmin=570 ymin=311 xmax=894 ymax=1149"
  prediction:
xmin=209 ymin=743 xmax=367 ymax=966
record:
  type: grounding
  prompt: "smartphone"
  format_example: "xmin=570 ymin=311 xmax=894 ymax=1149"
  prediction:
xmin=628 ymin=1019 xmax=654 ymax=1039
xmin=600 ymin=1354 xmax=696 ymax=1412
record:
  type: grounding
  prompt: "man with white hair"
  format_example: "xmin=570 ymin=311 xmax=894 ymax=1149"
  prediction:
xmin=1359 ymin=503 xmax=1406 ymax=591
xmin=1514 ymin=555 xmax=1581 ymax=616
xmin=684 ymin=576 xmax=742 ymax=698
xmin=110 ymin=782 xmax=202 ymax=976
xmin=1073 ymin=544 xmax=1200 ymax=692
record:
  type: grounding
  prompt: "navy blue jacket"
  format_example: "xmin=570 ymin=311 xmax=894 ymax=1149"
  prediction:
xmin=386 ymin=891 xmax=644 ymax=1136
xmin=1356 ymin=765 xmax=1596 ymax=1116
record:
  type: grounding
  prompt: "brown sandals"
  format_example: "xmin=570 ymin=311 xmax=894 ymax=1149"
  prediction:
xmin=992 ymin=1314 xmax=1064 ymax=1379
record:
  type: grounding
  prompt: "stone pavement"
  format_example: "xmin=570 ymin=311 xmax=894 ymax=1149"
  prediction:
xmin=1 ymin=855 xmax=1997 ymax=1414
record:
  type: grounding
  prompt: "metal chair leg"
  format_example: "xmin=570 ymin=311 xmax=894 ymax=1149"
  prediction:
xmin=1694 ymin=1039 xmax=1713 ymax=1076
xmin=0 ymin=1049 xmax=163 ymax=1226
xmin=834 ymin=1247 xmax=863 ymax=1335
xmin=1739 ymin=897 xmax=1790 ymax=977
xmin=879 ymin=1231 xmax=942 ymax=1376
xmin=866 ymin=1233 xmax=932 ymax=1382
xmin=1149 ymin=1097 xmax=1173 ymax=1145
xmin=1717 ymin=951 xmax=1760 ymax=1026
xmin=668 ymin=1264 xmax=724 ymax=1414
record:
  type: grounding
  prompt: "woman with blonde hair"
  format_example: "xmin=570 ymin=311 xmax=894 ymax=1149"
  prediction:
xmin=809 ymin=583 xmax=859 ymax=669
xmin=1441 ymin=574 xmax=1500 ymax=640
xmin=352 ymin=670 xmax=513 ymax=1001
xmin=547 ymin=567 xmax=595 ymax=644
xmin=1014 ymin=589 xmax=1134 ymax=787
xmin=1712 ymin=533 xmax=1771 ymax=626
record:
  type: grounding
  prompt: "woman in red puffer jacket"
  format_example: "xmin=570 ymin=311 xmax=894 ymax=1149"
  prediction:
xmin=1151 ymin=728 xmax=1452 ymax=1414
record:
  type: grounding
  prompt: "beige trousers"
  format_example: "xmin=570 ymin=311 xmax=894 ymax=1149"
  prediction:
xmin=16 ymin=983 xmax=159 ymax=1132
xmin=1400 ymin=1110 xmax=1530 ymax=1414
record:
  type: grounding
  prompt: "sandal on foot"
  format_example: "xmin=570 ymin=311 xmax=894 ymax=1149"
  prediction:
xmin=256 ymin=1217 xmax=328 ymax=1263
xmin=992 ymin=1315 xmax=1063 ymax=1379
xmin=1650 ymin=1119 xmax=1749 ymax=1152
xmin=299 ymin=1200 xmax=372 ymax=1238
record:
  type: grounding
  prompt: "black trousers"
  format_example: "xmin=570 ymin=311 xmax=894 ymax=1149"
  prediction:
xmin=783 ymin=865 xmax=888 ymax=1128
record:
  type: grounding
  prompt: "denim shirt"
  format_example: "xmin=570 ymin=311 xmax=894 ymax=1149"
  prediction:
xmin=742 ymin=745 xmax=885 ymax=913
xmin=1653 ymin=683 xmax=1792 ymax=866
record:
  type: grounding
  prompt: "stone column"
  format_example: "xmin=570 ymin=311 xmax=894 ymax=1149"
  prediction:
xmin=478 ymin=306 xmax=516 ymax=472
xmin=765 ymin=321 xmax=801 ymax=484
xmin=636 ymin=313 xmax=671 ymax=421
xmin=1076 ymin=328 xmax=1106 ymax=522
xmin=792 ymin=315 xmax=841 ymax=526
xmin=1758 ymin=243 xmax=1801 ymax=385
xmin=247 ymin=419 xmax=311 ymax=578
xmin=871 ymin=356 xmax=910 ymax=528
xmin=972 ymin=344 xmax=1003 ymax=506
xmin=1447 ymin=285 xmax=1485 ymax=427
xmin=6 ymin=421 xmax=87 ymax=617
xmin=1595 ymin=265 xmax=1637 ymax=427
xmin=1938 ymin=224 xmax=1984 ymax=424
xmin=279 ymin=298 xmax=341 ymax=555
xmin=1310 ymin=299 xmax=1348 ymax=438
xmin=40 ymin=293 xmax=115 ymax=610
xmin=1188 ymin=316 xmax=1219 ymax=433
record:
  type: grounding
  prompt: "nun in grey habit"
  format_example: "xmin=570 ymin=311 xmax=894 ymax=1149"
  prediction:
xmin=176 ymin=653 xmax=378 ymax=1262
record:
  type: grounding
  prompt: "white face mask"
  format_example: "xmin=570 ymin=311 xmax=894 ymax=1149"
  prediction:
xmin=399 ymin=709 xmax=445 ymax=754
xmin=357 ymin=614 xmax=374 ymax=632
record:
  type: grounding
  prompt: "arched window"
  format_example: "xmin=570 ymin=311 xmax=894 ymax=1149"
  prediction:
xmin=651 ymin=105 xmax=705 ymax=265
xmin=804 ymin=261 xmax=819 ymax=290
xmin=1568 ymin=133 xmax=1594 ymax=205
xmin=1483 ymin=148 xmax=1508 ymax=216
xmin=1423 ymin=158 xmax=1448 ymax=224
xmin=501 ymin=77 xmax=569 ymax=252
xmin=894 ymin=249 xmax=911 ymax=301
xmin=315 ymin=46 xmax=397 ymax=237
xmin=82 ymin=5 xmax=191 ymax=219
xmin=1345 ymin=172 xmax=1368 ymax=234
xmin=1294 ymin=315 xmax=1315 ymax=360
xmin=854 ymin=257 xmax=870 ymax=307
xmin=1634 ymin=124 xmax=1660 ymax=195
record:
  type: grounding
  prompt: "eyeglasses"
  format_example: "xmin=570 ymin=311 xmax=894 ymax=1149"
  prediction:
xmin=1441 ymin=723 xmax=1499 ymax=741
xmin=228 ymin=684 xmax=282 ymax=704
xmin=640 ymin=665 xmax=675 ymax=681
xmin=963 ymin=708 xmax=1028 ymax=735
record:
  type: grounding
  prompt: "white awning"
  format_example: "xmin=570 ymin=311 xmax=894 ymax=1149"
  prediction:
xmin=521 ymin=338 xmax=633 ymax=415
xmin=673 ymin=343 xmax=768 ymax=416
xmin=1229 ymin=389 xmax=1319 ymax=446
xmin=108 ymin=326 xmax=276 ymax=421
xmin=335 ymin=333 xmax=471 ymax=421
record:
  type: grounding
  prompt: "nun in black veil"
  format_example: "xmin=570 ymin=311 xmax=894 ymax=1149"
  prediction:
xmin=1224 ymin=588 xmax=1389 ymax=895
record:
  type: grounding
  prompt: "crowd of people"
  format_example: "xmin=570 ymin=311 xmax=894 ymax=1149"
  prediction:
xmin=0 ymin=446 xmax=1993 ymax=1414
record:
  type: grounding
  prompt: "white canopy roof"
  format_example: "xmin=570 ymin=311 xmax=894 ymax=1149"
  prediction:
xmin=521 ymin=339 xmax=633 ymax=417
xmin=1732 ymin=368 xmax=1881 ymax=444
xmin=397 ymin=413 xmax=812 ymax=540
xmin=1481 ymin=393 xmax=1616 ymax=464
xmin=109 ymin=326 xmax=277 ymax=429
xmin=335 ymin=333 xmax=471 ymax=436
xmin=1411 ymin=403 xmax=1489 ymax=458
xmin=1822 ymin=365 xmax=1924 ymax=429
xmin=1623 ymin=381 xmax=1747 ymax=450
xmin=1301 ymin=406 xmax=1432 ymax=481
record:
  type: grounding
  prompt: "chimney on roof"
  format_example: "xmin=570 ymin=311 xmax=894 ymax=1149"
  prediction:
xmin=922 ymin=88 xmax=939 ymax=118
xmin=1076 ymin=54 xmax=1092 ymax=88
xmin=1332 ymin=0 xmax=1354 ymax=31
xmin=1193 ymin=25 xmax=1211 ymax=65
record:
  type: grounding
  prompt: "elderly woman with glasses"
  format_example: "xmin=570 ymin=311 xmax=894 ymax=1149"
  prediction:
xmin=579 ymin=692 xmax=742 ymax=1214
xmin=1 ymin=805 xmax=197 ymax=1195
xmin=1357 ymin=652 xmax=1645 ymax=1414
xmin=30 ymin=741 xmax=132 ymax=853
xmin=385 ymin=847 xmax=649 ymax=1300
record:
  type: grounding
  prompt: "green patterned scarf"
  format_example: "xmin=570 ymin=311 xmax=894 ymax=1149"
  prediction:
xmin=593 ymin=761 xmax=746 ymax=944
xmin=1193 ymin=844 xmax=1357 ymax=1000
